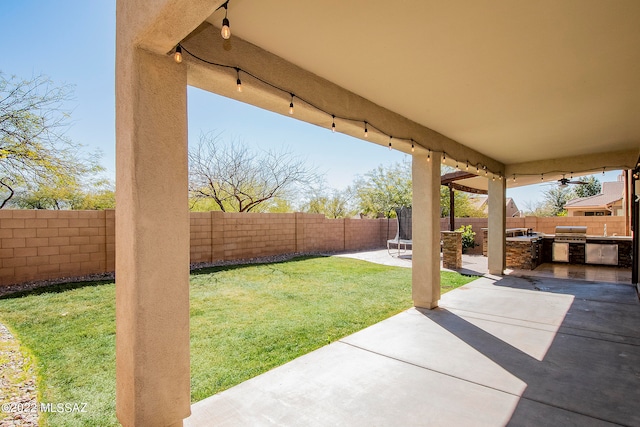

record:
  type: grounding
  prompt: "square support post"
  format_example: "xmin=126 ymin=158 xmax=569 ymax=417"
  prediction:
xmin=488 ymin=177 xmax=506 ymax=275
xmin=412 ymin=151 xmax=441 ymax=309
xmin=115 ymin=47 xmax=190 ymax=426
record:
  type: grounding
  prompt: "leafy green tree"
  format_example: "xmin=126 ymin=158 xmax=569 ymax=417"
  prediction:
xmin=572 ymin=175 xmax=601 ymax=198
xmin=188 ymin=132 xmax=321 ymax=212
xmin=353 ymin=160 xmax=486 ymax=218
xmin=302 ymin=188 xmax=356 ymax=218
xmin=353 ymin=161 xmax=412 ymax=217
xmin=0 ymin=73 xmax=105 ymax=208
xmin=439 ymin=186 xmax=487 ymax=218
xmin=11 ymin=177 xmax=115 ymax=210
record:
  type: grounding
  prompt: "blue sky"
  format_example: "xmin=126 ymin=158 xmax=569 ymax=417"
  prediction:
xmin=1 ymin=1 xmax=621 ymax=210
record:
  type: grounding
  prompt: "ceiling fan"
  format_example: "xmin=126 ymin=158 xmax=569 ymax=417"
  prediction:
xmin=557 ymin=174 xmax=587 ymax=188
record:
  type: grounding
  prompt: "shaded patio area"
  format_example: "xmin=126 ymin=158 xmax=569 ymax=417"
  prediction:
xmin=185 ymin=272 xmax=640 ymax=426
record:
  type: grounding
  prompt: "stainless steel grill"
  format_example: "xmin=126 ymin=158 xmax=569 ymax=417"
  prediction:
xmin=554 ymin=226 xmax=587 ymax=243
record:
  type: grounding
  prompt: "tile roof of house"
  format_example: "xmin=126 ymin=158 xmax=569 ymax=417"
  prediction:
xmin=564 ymin=181 xmax=624 ymax=208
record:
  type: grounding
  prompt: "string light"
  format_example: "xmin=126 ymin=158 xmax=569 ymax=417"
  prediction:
xmin=465 ymin=161 xmax=469 ymax=171
xmin=492 ymin=175 xmax=496 ymax=181
xmin=513 ymin=174 xmax=516 ymax=183
xmin=174 ymin=45 xmax=183 ymax=63
xmin=602 ymin=167 xmax=606 ymax=175
xmin=220 ymin=2 xmax=231 ymax=40
xmin=176 ymin=43 xmax=532 ymax=176
xmin=235 ymin=68 xmax=242 ymax=92
xmin=541 ymin=173 xmax=544 ymax=181
xmin=484 ymin=166 xmax=488 ymax=176
xmin=476 ymin=164 xmax=479 ymax=173
xmin=498 ymin=175 xmax=502 ymax=180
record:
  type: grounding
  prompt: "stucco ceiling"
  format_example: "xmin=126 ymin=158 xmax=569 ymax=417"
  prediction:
xmin=205 ymin=0 xmax=640 ymax=170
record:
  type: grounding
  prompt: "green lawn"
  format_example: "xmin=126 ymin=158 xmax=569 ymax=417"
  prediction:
xmin=0 ymin=256 xmax=477 ymax=426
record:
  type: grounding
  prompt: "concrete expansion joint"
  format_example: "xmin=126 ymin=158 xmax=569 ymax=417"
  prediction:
xmin=337 ymin=340 xmax=625 ymax=426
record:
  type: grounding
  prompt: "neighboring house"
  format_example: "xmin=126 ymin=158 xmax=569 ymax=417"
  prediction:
xmin=468 ymin=195 xmax=521 ymax=217
xmin=565 ymin=180 xmax=624 ymax=217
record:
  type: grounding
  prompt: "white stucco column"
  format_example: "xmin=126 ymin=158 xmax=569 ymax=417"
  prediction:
xmin=115 ymin=47 xmax=190 ymax=426
xmin=412 ymin=151 xmax=441 ymax=309
xmin=488 ymin=177 xmax=506 ymax=275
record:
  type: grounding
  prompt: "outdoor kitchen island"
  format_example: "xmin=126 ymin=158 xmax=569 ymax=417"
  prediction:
xmin=484 ymin=227 xmax=633 ymax=270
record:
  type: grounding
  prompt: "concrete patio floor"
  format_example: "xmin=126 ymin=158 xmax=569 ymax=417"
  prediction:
xmin=185 ymin=263 xmax=640 ymax=426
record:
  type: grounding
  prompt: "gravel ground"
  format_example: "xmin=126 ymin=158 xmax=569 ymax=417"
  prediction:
xmin=0 ymin=324 xmax=38 ymax=427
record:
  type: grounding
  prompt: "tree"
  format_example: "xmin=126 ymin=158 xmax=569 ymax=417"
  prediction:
xmin=352 ymin=160 xmax=412 ymax=217
xmin=572 ymin=175 xmax=601 ymax=198
xmin=542 ymin=185 xmax=573 ymax=216
xmin=188 ymin=132 xmax=321 ymax=212
xmin=302 ymin=188 xmax=356 ymax=218
xmin=353 ymin=160 xmax=486 ymax=218
xmin=0 ymin=73 xmax=104 ymax=208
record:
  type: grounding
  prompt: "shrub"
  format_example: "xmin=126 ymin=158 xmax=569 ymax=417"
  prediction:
xmin=455 ymin=225 xmax=477 ymax=250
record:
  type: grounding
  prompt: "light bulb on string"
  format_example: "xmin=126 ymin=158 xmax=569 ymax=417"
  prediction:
xmin=221 ymin=2 xmax=231 ymax=40
xmin=442 ymin=152 xmax=446 ymax=164
xmin=513 ymin=174 xmax=516 ymax=183
xmin=174 ymin=45 xmax=183 ymax=63
xmin=455 ymin=161 xmax=459 ymax=169
xmin=541 ymin=173 xmax=544 ymax=181
xmin=364 ymin=122 xmax=368 ymax=138
xmin=484 ymin=166 xmax=488 ymax=176
xmin=465 ymin=161 xmax=469 ymax=171
xmin=289 ymin=94 xmax=294 ymax=115
xmin=411 ymin=139 xmax=415 ymax=153
xmin=235 ymin=68 xmax=242 ymax=92
xmin=388 ymin=136 xmax=393 ymax=151
xmin=427 ymin=150 xmax=431 ymax=162
xmin=476 ymin=164 xmax=479 ymax=173
xmin=331 ymin=115 xmax=336 ymax=133
xmin=602 ymin=167 xmax=606 ymax=175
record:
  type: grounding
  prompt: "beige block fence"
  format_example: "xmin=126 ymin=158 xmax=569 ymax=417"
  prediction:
xmin=0 ymin=210 xmax=397 ymax=286
xmin=0 ymin=210 xmax=627 ymax=286
xmin=441 ymin=216 xmax=627 ymax=254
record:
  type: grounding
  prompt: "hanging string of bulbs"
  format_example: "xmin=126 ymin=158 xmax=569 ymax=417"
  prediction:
xmin=172 ymin=1 xmax=633 ymax=184
xmin=174 ymin=41 xmax=512 ymax=181
xmin=510 ymin=165 xmax=633 ymax=184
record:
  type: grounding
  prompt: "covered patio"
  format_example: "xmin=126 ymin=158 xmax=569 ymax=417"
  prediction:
xmin=184 ymin=273 xmax=640 ymax=426
xmin=115 ymin=1 xmax=640 ymax=425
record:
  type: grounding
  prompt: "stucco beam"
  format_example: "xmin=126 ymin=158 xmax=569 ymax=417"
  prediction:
xmin=118 ymin=0 xmax=223 ymax=54
xmin=505 ymin=148 xmax=639 ymax=186
xmin=182 ymin=23 xmax=503 ymax=173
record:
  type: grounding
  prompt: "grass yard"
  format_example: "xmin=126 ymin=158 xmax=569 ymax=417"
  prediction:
xmin=0 ymin=256 xmax=477 ymax=426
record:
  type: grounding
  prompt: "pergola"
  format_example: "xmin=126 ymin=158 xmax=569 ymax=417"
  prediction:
xmin=115 ymin=1 xmax=640 ymax=425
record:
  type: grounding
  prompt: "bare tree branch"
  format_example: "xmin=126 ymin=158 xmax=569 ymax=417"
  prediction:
xmin=188 ymin=132 xmax=322 ymax=212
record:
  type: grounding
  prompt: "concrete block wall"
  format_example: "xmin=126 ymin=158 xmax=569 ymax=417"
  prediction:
xmin=444 ymin=216 xmax=628 ymax=256
xmin=222 ymin=212 xmax=297 ymax=260
xmin=2 ymin=210 xmax=625 ymax=287
xmin=0 ymin=210 xmax=112 ymax=285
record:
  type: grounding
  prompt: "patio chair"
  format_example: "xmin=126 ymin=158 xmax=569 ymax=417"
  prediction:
xmin=387 ymin=207 xmax=412 ymax=256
